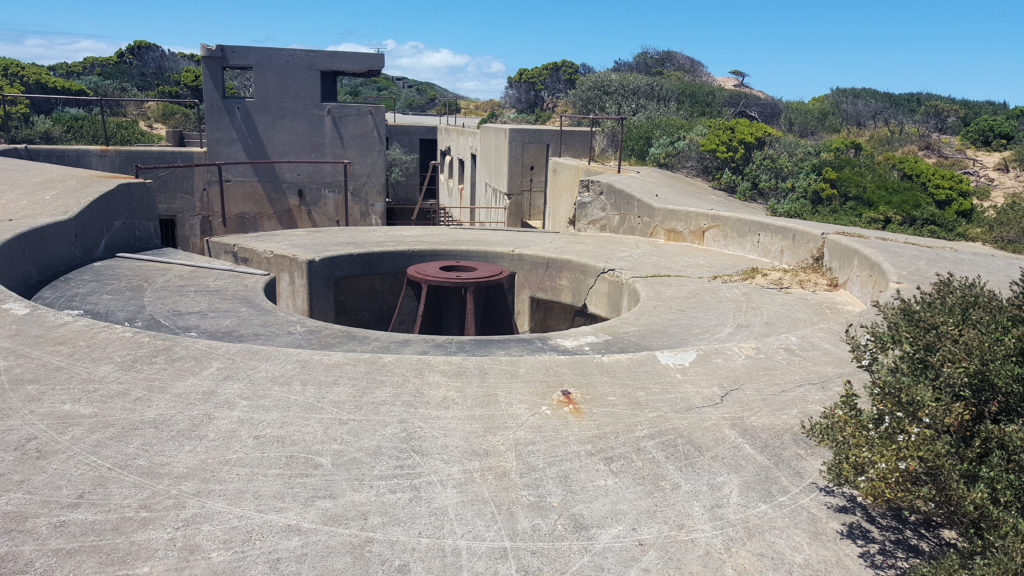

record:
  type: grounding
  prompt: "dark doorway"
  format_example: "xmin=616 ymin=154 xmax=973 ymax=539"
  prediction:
xmin=158 ymin=217 xmax=178 ymax=248
xmin=418 ymin=138 xmax=438 ymax=201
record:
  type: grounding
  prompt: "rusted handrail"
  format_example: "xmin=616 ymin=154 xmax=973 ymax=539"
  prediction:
xmin=558 ymin=114 xmax=627 ymax=174
xmin=1 ymin=93 xmax=204 ymax=148
xmin=439 ymin=98 xmax=459 ymax=126
xmin=134 ymin=159 xmax=352 ymax=228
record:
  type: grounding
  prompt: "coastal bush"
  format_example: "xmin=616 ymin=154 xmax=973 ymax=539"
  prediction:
xmin=804 ymin=272 xmax=1024 ymax=575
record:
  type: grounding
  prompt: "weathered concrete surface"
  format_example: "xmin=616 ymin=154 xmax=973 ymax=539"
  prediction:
xmin=562 ymin=158 xmax=1024 ymax=303
xmin=545 ymin=160 xmax=619 ymax=232
xmin=437 ymin=125 xmax=592 ymax=227
xmin=4 ymin=157 xmax=1024 ymax=575
xmin=0 ymin=156 xmax=158 ymax=297
xmin=1 ymin=146 xmax=208 ymax=252
xmin=202 ymin=44 xmax=387 ymax=228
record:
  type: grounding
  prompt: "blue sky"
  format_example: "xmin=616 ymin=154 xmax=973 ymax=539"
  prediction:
xmin=2 ymin=0 xmax=1021 ymax=105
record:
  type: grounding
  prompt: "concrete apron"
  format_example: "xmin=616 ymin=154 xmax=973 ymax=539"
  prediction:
xmin=4 ymin=226 xmax=875 ymax=574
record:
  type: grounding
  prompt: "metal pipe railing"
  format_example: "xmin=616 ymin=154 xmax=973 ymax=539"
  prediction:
xmin=558 ymin=114 xmax=627 ymax=174
xmin=1 ymin=93 xmax=204 ymax=148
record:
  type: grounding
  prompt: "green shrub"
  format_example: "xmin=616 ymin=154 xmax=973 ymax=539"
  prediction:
xmin=982 ymin=193 xmax=1024 ymax=254
xmin=385 ymin=143 xmax=417 ymax=196
xmin=781 ymin=98 xmax=842 ymax=138
xmin=960 ymin=115 xmax=1019 ymax=150
xmin=146 ymin=102 xmax=201 ymax=131
xmin=48 ymin=109 xmax=163 ymax=146
xmin=10 ymin=114 xmax=65 ymax=144
xmin=621 ymin=116 xmax=692 ymax=163
xmin=804 ymin=272 xmax=1024 ymax=575
xmin=699 ymin=118 xmax=781 ymax=175
xmin=646 ymin=124 xmax=710 ymax=176
xmin=567 ymin=71 xmax=677 ymax=119
xmin=1007 ymin=144 xmax=1024 ymax=171
xmin=887 ymin=155 xmax=975 ymax=218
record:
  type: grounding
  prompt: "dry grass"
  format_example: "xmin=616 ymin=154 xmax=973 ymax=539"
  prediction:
xmin=713 ymin=246 xmax=839 ymax=292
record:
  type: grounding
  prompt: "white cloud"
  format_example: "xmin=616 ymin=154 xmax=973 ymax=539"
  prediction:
xmin=0 ymin=31 xmax=123 ymax=65
xmin=326 ymin=39 xmax=506 ymax=100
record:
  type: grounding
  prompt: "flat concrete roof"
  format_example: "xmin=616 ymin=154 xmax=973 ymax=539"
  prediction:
xmin=390 ymin=113 xmax=482 ymax=127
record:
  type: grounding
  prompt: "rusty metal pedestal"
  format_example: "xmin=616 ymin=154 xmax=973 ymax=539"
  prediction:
xmin=388 ymin=260 xmax=518 ymax=336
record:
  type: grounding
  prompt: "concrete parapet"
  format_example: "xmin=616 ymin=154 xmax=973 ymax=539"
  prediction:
xmin=556 ymin=158 xmax=1024 ymax=305
xmin=0 ymin=157 xmax=159 ymax=297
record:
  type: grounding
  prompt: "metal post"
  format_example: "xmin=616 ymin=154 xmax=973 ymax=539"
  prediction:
xmin=216 ymin=164 xmax=227 ymax=227
xmin=344 ymin=163 xmax=350 ymax=227
xmin=558 ymin=115 xmax=563 ymax=158
xmin=98 ymin=97 xmax=109 ymax=147
xmin=588 ymin=118 xmax=594 ymax=165
xmin=617 ymin=118 xmax=624 ymax=174
xmin=195 ymin=100 xmax=205 ymax=149
xmin=1 ymin=95 xmax=9 ymax=145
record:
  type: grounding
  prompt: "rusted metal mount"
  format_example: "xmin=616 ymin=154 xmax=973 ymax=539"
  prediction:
xmin=388 ymin=260 xmax=519 ymax=336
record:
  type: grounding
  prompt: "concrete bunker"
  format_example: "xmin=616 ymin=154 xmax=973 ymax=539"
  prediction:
xmin=267 ymin=248 xmax=636 ymax=335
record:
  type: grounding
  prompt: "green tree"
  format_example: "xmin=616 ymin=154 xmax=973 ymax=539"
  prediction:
xmin=803 ymin=272 xmax=1024 ymax=575
xmin=728 ymin=69 xmax=749 ymax=86
xmin=1 ymin=57 xmax=91 ymax=134
xmin=780 ymin=98 xmax=842 ymax=137
xmin=502 ymin=59 xmax=580 ymax=113
xmin=918 ymin=100 xmax=962 ymax=134
xmin=567 ymin=71 xmax=676 ymax=119
xmin=610 ymin=48 xmax=714 ymax=83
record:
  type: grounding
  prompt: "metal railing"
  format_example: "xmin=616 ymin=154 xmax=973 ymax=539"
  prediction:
xmin=440 ymin=98 xmax=460 ymax=126
xmin=558 ymin=114 xmax=626 ymax=173
xmin=1 ymin=93 xmax=204 ymax=148
xmin=440 ymin=204 xmax=508 ymax=227
xmin=351 ymin=95 xmax=397 ymax=123
xmin=134 ymin=159 xmax=351 ymax=227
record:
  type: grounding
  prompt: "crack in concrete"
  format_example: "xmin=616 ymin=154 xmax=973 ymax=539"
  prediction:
xmin=581 ymin=267 xmax=616 ymax=307
xmin=825 ymin=230 xmax=956 ymax=251
xmin=694 ymin=382 xmax=745 ymax=409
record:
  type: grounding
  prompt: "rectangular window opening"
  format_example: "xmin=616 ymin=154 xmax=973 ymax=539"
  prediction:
xmin=321 ymin=70 xmax=383 ymax=103
xmin=223 ymin=67 xmax=254 ymax=99
xmin=320 ymin=71 xmax=341 ymax=102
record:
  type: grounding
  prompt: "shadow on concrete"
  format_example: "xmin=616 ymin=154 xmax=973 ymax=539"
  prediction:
xmin=817 ymin=484 xmax=956 ymax=574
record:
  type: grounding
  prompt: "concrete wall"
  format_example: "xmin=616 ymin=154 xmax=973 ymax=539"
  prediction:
xmin=553 ymin=159 xmax=1022 ymax=305
xmin=0 ymin=145 xmax=208 ymax=253
xmin=549 ymin=158 xmax=898 ymax=301
xmin=545 ymin=159 xmax=618 ymax=232
xmin=385 ymin=124 xmax=438 ymax=205
xmin=201 ymin=44 xmax=388 ymax=229
xmin=0 ymin=144 xmax=372 ymax=254
xmin=436 ymin=124 xmax=591 ymax=227
xmin=0 ymin=157 xmax=159 ymax=297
